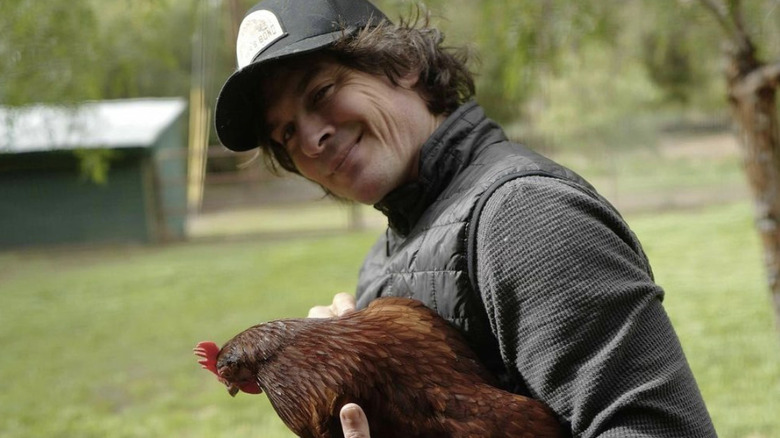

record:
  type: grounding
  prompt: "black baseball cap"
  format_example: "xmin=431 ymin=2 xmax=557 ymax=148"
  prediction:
xmin=215 ymin=0 xmax=389 ymax=152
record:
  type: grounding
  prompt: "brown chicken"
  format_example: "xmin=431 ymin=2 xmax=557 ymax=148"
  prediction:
xmin=194 ymin=297 xmax=564 ymax=438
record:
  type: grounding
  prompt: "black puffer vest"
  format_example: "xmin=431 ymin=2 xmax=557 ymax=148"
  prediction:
xmin=355 ymin=102 xmax=597 ymax=391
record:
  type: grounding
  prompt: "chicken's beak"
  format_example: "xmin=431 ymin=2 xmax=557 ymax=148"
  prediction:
xmin=227 ymin=384 xmax=240 ymax=397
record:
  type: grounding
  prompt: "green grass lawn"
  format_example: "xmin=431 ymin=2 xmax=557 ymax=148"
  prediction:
xmin=1 ymin=201 xmax=778 ymax=437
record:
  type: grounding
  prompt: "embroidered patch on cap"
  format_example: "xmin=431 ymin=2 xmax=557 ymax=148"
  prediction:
xmin=236 ymin=10 xmax=285 ymax=69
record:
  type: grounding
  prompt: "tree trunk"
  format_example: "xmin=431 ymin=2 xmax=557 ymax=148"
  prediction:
xmin=724 ymin=39 xmax=780 ymax=336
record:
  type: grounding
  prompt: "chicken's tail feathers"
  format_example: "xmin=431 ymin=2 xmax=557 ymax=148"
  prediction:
xmin=194 ymin=341 xmax=221 ymax=376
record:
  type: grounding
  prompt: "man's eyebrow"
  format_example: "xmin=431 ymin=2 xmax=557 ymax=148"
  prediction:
xmin=295 ymin=64 xmax=326 ymax=95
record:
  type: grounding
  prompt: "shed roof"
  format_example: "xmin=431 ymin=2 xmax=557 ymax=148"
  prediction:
xmin=0 ymin=98 xmax=187 ymax=154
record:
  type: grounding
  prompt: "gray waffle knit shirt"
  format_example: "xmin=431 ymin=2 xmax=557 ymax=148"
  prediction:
xmin=476 ymin=175 xmax=717 ymax=437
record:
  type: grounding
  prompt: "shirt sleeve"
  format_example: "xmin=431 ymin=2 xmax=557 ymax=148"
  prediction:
xmin=475 ymin=175 xmax=716 ymax=437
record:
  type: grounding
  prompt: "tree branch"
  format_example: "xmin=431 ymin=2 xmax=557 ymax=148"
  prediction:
xmin=727 ymin=0 xmax=755 ymax=54
xmin=735 ymin=61 xmax=780 ymax=97
xmin=728 ymin=0 xmax=746 ymax=32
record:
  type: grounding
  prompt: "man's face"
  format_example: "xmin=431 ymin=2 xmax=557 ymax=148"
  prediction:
xmin=263 ymin=56 xmax=441 ymax=204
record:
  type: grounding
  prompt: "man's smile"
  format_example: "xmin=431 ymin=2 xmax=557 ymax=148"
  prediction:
xmin=329 ymin=133 xmax=362 ymax=176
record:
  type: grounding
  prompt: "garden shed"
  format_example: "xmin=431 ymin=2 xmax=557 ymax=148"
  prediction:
xmin=0 ymin=98 xmax=188 ymax=248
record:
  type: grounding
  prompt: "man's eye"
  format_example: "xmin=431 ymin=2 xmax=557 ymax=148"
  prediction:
xmin=282 ymin=125 xmax=295 ymax=143
xmin=282 ymin=124 xmax=295 ymax=143
xmin=312 ymin=84 xmax=333 ymax=104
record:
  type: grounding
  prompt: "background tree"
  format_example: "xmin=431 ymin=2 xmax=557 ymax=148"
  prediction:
xmin=688 ymin=0 xmax=780 ymax=336
xmin=0 ymin=0 xmax=221 ymax=181
xmin=0 ymin=0 xmax=102 ymax=105
xmin=473 ymin=0 xmax=621 ymax=125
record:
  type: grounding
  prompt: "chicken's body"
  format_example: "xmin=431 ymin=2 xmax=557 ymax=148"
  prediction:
xmin=198 ymin=297 xmax=564 ymax=438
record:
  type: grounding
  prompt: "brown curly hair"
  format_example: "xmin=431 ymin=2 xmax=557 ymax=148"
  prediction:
xmin=255 ymin=14 xmax=475 ymax=175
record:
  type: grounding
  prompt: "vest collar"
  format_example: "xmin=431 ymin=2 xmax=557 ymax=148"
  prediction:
xmin=374 ymin=101 xmax=498 ymax=235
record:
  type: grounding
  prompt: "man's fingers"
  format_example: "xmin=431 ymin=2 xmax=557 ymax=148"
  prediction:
xmin=340 ymin=403 xmax=370 ymax=438
xmin=308 ymin=293 xmax=356 ymax=318
xmin=330 ymin=292 xmax=356 ymax=316
xmin=307 ymin=305 xmax=334 ymax=318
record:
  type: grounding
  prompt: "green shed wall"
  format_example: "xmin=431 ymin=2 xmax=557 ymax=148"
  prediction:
xmin=151 ymin=113 xmax=188 ymax=241
xmin=0 ymin=151 xmax=153 ymax=248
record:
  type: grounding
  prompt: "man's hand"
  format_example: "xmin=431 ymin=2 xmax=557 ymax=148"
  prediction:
xmin=341 ymin=403 xmax=371 ymax=438
xmin=308 ymin=292 xmax=356 ymax=318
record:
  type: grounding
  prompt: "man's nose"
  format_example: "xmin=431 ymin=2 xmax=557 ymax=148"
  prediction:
xmin=298 ymin=114 xmax=334 ymax=158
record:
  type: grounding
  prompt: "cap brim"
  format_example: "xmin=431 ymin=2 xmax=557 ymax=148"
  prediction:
xmin=215 ymin=29 xmax=350 ymax=152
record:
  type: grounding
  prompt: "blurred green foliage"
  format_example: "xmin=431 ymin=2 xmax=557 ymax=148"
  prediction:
xmin=2 ymin=1 xmax=779 ymax=193
xmin=2 ymin=0 xmax=778 ymax=139
xmin=0 ymin=0 xmax=240 ymax=106
xmin=0 ymin=0 xmax=102 ymax=105
xmin=73 ymin=148 xmax=119 ymax=185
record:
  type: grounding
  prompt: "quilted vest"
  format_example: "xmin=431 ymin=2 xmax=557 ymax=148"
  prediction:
xmin=355 ymin=102 xmax=598 ymax=391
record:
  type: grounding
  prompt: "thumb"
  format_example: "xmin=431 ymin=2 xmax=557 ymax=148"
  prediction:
xmin=340 ymin=403 xmax=371 ymax=438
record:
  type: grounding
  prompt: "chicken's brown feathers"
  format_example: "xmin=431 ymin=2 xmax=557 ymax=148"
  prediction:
xmin=199 ymin=297 xmax=564 ymax=438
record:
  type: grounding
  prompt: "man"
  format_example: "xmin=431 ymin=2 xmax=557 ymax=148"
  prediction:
xmin=215 ymin=0 xmax=717 ymax=436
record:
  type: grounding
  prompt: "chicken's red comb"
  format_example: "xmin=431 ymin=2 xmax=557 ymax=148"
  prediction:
xmin=194 ymin=341 xmax=220 ymax=377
